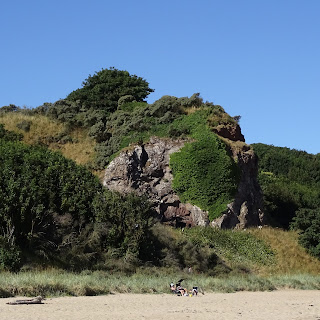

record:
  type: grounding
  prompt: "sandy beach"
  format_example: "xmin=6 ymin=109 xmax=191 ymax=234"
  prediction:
xmin=1 ymin=290 xmax=320 ymax=320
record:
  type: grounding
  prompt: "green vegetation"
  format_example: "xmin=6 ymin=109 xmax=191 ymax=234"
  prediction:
xmin=253 ymin=143 xmax=320 ymax=228
xmin=170 ymin=111 xmax=239 ymax=220
xmin=35 ymin=88 xmax=239 ymax=219
xmin=291 ymin=209 xmax=320 ymax=258
xmin=0 ymin=128 xmax=155 ymax=271
xmin=1 ymin=270 xmax=320 ymax=298
xmin=67 ymin=67 xmax=154 ymax=113
xmin=1 ymin=68 xmax=320 ymax=288
xmin=253 ymin=143 xmax=320 ymax=259
xmin=185 ymin=227 xmax=274 ymax=269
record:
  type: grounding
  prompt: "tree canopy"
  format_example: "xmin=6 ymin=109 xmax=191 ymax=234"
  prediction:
xmin=66 ymin=67 xmax=154 ymax=113
xmin=253 ymin=143 xmax=320 ymax=228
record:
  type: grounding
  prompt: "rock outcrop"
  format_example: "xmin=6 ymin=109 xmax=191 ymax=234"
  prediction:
xmin=103 ymin=133 xmax=266 ymax=229
xmin=103 ymin=137 xmax=209 ymax=227
xmin=213 ymin=124 xmax=245 ymax=142
xmin=211 ymin=143 xmax=266 ymax=228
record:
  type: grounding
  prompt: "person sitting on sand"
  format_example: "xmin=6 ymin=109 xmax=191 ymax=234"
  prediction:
xmin=191 ymin=286 xmax=198 ymax=296
xmin=170 ymin=282 xmax=176 ymax=293
xmin=176 ymin=285 xmax=188 ymax=296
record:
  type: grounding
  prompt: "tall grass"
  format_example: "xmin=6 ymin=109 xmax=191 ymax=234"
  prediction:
xmin=249 ymin=227 xmax=320 ymax=275
xmin=183 ymin=227 xmax=275 ymax=272
xmin=0 ymin=113 xmax=96 ymax=166
xmin=1 ymin=270 xmax=320 ymax=298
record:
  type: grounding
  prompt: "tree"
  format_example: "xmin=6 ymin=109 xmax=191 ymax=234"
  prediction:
xmin=66 ymin=67 xmax=154 ymax=113
xmin=291 ymin=208 xmax=320 ymax=258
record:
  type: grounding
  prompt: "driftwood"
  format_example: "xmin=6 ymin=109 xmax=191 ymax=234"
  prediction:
xmin=6 ymin=296 xmax=44 ymax=305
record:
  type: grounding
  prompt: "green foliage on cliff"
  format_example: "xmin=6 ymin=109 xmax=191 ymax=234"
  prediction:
xmin=170 ymin=111 xmax=240 ymax=220
xmin=90 ymin=96 xmax=239 ymax=219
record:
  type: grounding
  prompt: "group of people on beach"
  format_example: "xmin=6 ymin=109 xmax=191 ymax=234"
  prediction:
xmin=170 ymin=281 xmax=198 ymax=296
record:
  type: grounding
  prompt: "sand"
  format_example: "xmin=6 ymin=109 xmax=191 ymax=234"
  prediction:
xmin=1 ymin=290 xmax=320 ymax=320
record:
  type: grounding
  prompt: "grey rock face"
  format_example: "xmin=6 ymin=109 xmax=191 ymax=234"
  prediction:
xmin=211 ymin=147 xmax=266 ymax=229
xmin=103 ymin=137 xmax=209 ymax=227
xmin=103 ymin=136 xmax=266 ymax=229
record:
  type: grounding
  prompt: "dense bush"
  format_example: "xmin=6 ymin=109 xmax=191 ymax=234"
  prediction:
xmin=0 ymin=124 xmax=23 ymax=141
xmin=253 ymin=143 xmax=320 ymax=228
xmin=92 ymin=96 xmax=189 ymax=168
xmin=0 ymin=237 xmax=22 ymax=272
xmin=0 ymin=104 xmax=20 ymax=113
xmin=253 ymin=143 xmax=320 ymax=186
xmin=0 ymin=136 xmax=155 ymax=270
xmin=291 ymin=208 xmax=320 ymax=258
xmin=0 ymin=139 xmax=103 ymax=252
xmin=139 ymin=223 xmax=224 ymax=273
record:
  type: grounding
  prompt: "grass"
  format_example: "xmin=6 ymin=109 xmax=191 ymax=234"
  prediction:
xmin=249 ymin=227 xmax=320 ymax=275
xmin=0 ymin=270 xmax=320 ymax=298
xmin=0 ymin=113 xmax=96 ymax=166
xmin=182 ymin=227 xmax=275 ymax=273
xmin=1 ymin=227 xmax=319 ymax=298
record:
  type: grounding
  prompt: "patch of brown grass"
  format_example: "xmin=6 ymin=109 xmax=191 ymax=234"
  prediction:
xmin=249 ymin=227 xmax=320 ymax=275
xmin=0 ymin=113 xmax=65 ymax=143
xmin=57 ymin=128 xmax=96 ymax=166
xmin=0 ymin=113 xmax=96 ymax=166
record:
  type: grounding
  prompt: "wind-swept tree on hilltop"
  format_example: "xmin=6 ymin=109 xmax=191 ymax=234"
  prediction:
xmin=67 ymin=67 xmax=154 ymax=112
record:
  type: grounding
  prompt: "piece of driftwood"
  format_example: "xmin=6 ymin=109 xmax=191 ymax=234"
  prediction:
xmin=6 ymin=296 xmax=44 ymax=305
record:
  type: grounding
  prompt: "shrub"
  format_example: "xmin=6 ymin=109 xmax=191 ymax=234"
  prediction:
xmin=118 ymin=95 xmax=136 ymax=108
xmin=0 ymin=104 xmax=20 ymax=113
xmin=0 ymin=238 xmax=22 ymax=272
xmin=291 ymin=208 xmax=320 ymax=259
xmin=0 ymin=124 xmax=23 ymax=141
xmin=16 ymin=120 xmax=32 ymax=132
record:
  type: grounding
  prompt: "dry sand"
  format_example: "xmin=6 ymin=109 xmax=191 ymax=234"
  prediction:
xmin=1 ymin=290 xmax=320 ymax=320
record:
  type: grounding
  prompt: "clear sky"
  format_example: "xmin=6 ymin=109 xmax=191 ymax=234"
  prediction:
xmin=1 ymin=0 xmax=319 ymax=154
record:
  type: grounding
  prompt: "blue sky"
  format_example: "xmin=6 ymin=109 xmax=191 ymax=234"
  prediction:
xmin=1 ymin=0 xmax=319 ymax=154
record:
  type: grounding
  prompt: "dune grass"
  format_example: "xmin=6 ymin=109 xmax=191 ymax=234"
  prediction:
xmin=1 ymin=270 xmax=320 ymax=298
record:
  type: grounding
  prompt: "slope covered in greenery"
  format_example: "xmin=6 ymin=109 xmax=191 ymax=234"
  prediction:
xmin=252 ymin=143 xmax=320 ymax=259
xmin=1 ymin=68 xmax=319 ymax=276
xmin=0 ymin=124 xmax=155 ymax=271
xmin=252 ymin=143 xmax=320 ymax=226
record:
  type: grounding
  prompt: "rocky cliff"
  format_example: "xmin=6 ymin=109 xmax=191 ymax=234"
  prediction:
xmin=103 ymin=137 xmax=209 ymax=227
xmin=103 ymin=126 xmax=266 ymax=229
xmin=211 ymin=142 xmax=266 ymax=228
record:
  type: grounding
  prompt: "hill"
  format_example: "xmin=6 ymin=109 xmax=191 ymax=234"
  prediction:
xmin=252 ymin=143 xmax=320 ymax=259
xmin=1 ymin=68 xmax=319 ymax=275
